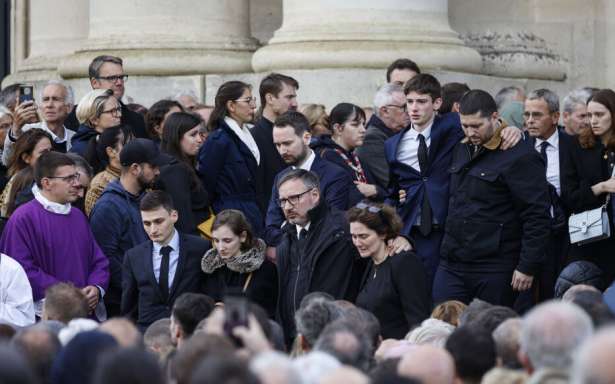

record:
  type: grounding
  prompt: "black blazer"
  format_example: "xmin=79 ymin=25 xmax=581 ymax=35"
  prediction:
xmin=121 ymin=233 xmax=210 ymax=330
xmin=251 ymin=117 xmax=286 ymax=211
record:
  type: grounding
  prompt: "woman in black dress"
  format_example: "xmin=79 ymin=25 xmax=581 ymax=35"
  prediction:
xmin=201 ymin=209 xmax=278 ymax=317
xmin=349 ymin=202 xmax=430 ymax=339
xmin=158 ymin=112 xmax=210 ymax=235
xmin=561 ymin=88 xmax=615 ymax=283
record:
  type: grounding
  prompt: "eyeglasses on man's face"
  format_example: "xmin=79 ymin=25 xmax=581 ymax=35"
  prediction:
xmin=97 ymin=75 xmax=128 ymax=83
xmin=278 ymin=188 xmax=314 ymax=208
xmin=385 ymin=104 xmax=408 ymax=112
xmin=47 ymin=172 xmax=81 ymax=184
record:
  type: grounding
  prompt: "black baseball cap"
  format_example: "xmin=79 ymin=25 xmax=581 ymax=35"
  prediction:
xmin=119 ymin=138 xmax=172 ymax=167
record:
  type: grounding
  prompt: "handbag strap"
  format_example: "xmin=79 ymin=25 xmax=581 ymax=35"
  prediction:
xmin=242 ymin=272 xmax=253 ymax=293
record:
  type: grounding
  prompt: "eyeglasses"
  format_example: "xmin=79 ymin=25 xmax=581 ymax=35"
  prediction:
xmin=96 ymin=75 xmax=128 ymax=83
xmin=385 ymin=104 xmax=408 ymax=112
xmin=101 ymin=106 xmax=122 ymax=116
xmin=47 ymin=172 xmax=81 ymax=183
xmin=278 ymin=188 xmax=314 ymax=208
xmin=235 ymin=97 xmax=257 ymax=105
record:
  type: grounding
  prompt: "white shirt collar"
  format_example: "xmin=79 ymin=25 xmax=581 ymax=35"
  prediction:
xmin=294 ymin=149 xmax=316 ymax=171
xmin=295 ymin=222 xmax=311 ymax=239
xmin=535 ymin=129 xmax=559 ymax=150
xmin=407 ymin=119 xmax=434 ymax=141
xmin=23 ymin=121 xmax=68 ymax=143
xmin=32 ymin=184 xmax=72 ymax=215
xmin=153 ymin=229 xmax=180 ymax=253
xmin=224 ymin=116 xmax=261 ymax=164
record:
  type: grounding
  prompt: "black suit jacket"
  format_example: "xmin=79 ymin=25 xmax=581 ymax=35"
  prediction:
xmin=251 ymin=117 xmax=285 ymax=211
xmin=121 ymin=233 xmax=210 ymax=330
xmin=66 ymin=101 xmax=148 ymax=138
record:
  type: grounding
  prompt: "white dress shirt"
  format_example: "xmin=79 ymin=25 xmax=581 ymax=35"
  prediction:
xmin=153 ymin=229 xmax=180 ymax=289
xmin=535 ymin=131 xmax=561 ymax=195
xmin=3 ymin=121 xmax=75 ymax=166
xmin=397 ymin=122 xmax=434 ymax=172
xmin=0 ymin=253 xmax=35 ymax=327
xmin=295 ymin=222 xmax=311 ymax=239
xmin=294 ymin=149 xmax=316 ymax=171
xmin=225 ymin=116 xmax=261 ymax=165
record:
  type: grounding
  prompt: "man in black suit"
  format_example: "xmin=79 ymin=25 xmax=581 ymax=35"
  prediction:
xmin=251 ymin=73 xmax=299 ymax=212
xmin=121 ymin=190 xmax=210 ymax=331
xmin=65 ymin=55 xmax=148 ymax=138
xmin=524 ymin=89 xmax=573 ymax=300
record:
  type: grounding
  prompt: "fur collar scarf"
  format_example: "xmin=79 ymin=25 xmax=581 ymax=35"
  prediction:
xmin=201 ymin=239 xmax=266 ymax=274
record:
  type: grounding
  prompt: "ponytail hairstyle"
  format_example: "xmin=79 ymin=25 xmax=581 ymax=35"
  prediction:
xmin=207 ymin=81 xmax=251 ymax=132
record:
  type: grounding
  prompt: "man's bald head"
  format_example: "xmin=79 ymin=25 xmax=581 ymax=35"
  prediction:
xmin=99 ymin=318 xmax=143 ymax=348
xmin=397 ymin=345 xmax=457 ymax=384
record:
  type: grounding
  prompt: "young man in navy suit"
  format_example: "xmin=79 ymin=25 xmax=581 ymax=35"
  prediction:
xmin=121 ymin=190 xmax=210 ymax=331
xmin=385 ymin=74 xmax=522 ymax=286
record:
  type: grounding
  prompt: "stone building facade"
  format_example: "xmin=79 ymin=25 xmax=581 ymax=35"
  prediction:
xmin=3 ymin=0 xmax=615 ymax=109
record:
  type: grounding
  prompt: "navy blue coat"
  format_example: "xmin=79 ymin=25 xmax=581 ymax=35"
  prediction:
xmin=198 ymin=119 xmax=264 ymax=235
xmin=70 ymin=124 xmax=98 ymax=157
xmin=263 ymin=153 xmax=352 ymax=246
xmin=311 ymin=135 xmax=386 ymax=205
xmin=385 ymin=113 xmax=463 ymax=236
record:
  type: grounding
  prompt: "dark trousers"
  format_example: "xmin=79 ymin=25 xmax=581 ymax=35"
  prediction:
xmin=432 ymin=263 xmax=517 ymax=307
xmin=410 ymin=227 xmax=444 ymax=289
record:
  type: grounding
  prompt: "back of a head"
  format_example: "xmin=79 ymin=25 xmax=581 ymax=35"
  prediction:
xmin=431 ymin=300 xmax=467 ymax=327
xmin=144 ymin=318 xmax=173 ymax=355
xmin=405 ymin=318 xmax=455 ymax=348
xmin=92 ymin=347 xmax=164 ymax=384
xmin=471 ymin=306 xmax=519 ymax=335
xmin=568 ymin=290 xmax=615 ymax=327
xmin=172 ymin=293 xmax=215 ymax=338
xmin=0 ymin=345 xmax=38 ymax=384
xmin=495 ymin=86 xmax=524 ymax=110
xmin=293 ymin=351 xmax=341 ymax=384
xmin=341 ymin=306 xmax=381 ymax=353
xmin=43 ymin=282 xmax=89 ymax=324
xmin=458 ymin=298 xmax=493 ymax=326
xmin=250 ymin=351 xmax=303 ymax=384
xmin=521 ymin=301 xmax=593 ymax=371
xmin=458 ymin=89 xmax=498 ymax=118
xmin=314 ymin=320 xmax=372 ymax=372
xmin=562 ymin=284 xmax=601 ymax=302
xmin=190 ymin=355 xmax=260 ymax=384
xmin=371 ymin=359 xmax=421 ymax=384
xmin=320 ymin=366 xmax=370 ymax=384
xmin=445 ymin=326 xmax=496 ymax=382
xmin=440 ymin=82 xmax=470 ymax=114
xmin=398 ymin=345 xmax=456 ymax=384
xmin=172 ymin=333 xmax=235 ymax=384
xmin=492 ymin=318 xmax=523 ymax=369
xmin=481 ymin=367 xmax=528 ymax=384
xmin=295 ymin=298 xmax=342 ymax=348
xmin=571 ymin=326 xmax=615 ymax=384
xmin=99 ymin=318 xmax=143 ymax=348
xmin=11 ymin=326 xmax=62 ymax=384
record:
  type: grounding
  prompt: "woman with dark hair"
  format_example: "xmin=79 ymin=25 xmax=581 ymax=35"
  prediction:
xmin=71 ymin=89 xmax=121 ymax=157
xmin=145 ymin=99 xmax=183 ymax=144
xmin=348 ymin=202 xmax=430 ymax=339
xmin=201 ymin=209 xmax=277 ymax=317
xmin=311 ymin=103 xmax=385 ymax=206
xmin=84 ymin=126 xmax=129 ymax=216
xmin=0 ymin=129 xmax=52 ymax=217
xmin=562 ymin=88 xmax=615 ymax=282
xmin=197 ymin=81 xmax=264 ymax=234
xmin=157 ymin=111 xmax=209 ymax=234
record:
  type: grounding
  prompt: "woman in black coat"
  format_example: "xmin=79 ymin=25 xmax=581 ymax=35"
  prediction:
xmin=561 ymin=88 xmax=615 ymax=284
xmin=349 ymin=202 xmax=430 ymax=339
xmin=157 ymin=112 xmax=210 ymax=235
xmin=201 ymin=209 xmax=277 ymax=318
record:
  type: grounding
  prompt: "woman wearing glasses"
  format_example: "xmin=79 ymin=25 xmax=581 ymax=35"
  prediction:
xmin=348 ymin=202 xmax=430 ymax=339
xmin=311 ymin=103 xmax=386 ymax=206
xmin=70 ymin=89 xmax=121 ymax=157
xmin=197 ymin=81 xmax=264 ymax=235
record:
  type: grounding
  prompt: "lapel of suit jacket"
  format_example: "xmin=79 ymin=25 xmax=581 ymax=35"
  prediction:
xmin=169 ymin=234 xmax=188 ymax=299
xmin=221 ymin=122 xmax=258 ymax=178
xmin=427 ymin=115 xmax=444 ymax=168
xmin=145 ymin=241 xmax=165 ymax=301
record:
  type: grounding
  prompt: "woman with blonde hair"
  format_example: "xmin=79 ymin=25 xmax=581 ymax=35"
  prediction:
xmin=300 ymin=103 xmax=330 ymax=137
xmin=70 ymin=89 xmax=121 ymax=157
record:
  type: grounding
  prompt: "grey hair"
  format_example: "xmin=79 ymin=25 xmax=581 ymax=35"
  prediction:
xmin=527 ymin=88 xmax=560 ymax=114
xmin=38 ymin=80 xmax=74 ymax=105
xmin=495 ymin=86 xmax=524 ymax=109
xmin=405 ymin=318 xmax=455 ymax=348
xmin=250 ymin=351 xmax=304 ymax=384
xmin=314 ymin=320 xmax=372 ymax=372
xmin=373 ymin=83 xmax=405 ymax=116
xmin=571 ymin=326 xmax=615 ymax=384
xmin=492 ymin=318 xmax=523 ymax=369
xmin=520 ymin=301 xmax=593 ymax=371
xmin=563 ymin=88 xmax=593 ymax=113
xmin=88 ymin=55 xmax=123 ymax=79
xmin=276 ymin=168 xmax=320 ymax=191
xmin=295 ymin=298 xmax=342 ymax=348
xmin=173 ymin=90 xmax=198 ymax=101
xmin=292 ymin=351 xmax=341 ymax=384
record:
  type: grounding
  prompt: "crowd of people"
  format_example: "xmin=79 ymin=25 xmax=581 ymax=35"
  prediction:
xmin=0 ymin=53 xmax=614 ymax=383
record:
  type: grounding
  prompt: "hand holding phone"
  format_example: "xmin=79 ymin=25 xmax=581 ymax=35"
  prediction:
xmin=18 ymin=85 xmax=34 ymax=104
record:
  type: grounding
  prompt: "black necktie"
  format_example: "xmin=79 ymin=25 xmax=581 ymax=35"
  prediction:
xmin=418 ymin=134 xmax=432 ymax=236
xmin=299 ymin=228 xmax=308 ymax=240
xmin=159 ymin=246 xmax=172 ymax=301
xmin=540 ymin=141 xmax=549 ymax=164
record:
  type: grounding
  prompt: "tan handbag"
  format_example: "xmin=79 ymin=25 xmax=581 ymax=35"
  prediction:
xmin=197 ymin=207 xmax=216 ymax=240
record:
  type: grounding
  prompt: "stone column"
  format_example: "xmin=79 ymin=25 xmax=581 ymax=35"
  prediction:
xmin=3 ymin=0 xmax=89 ymax=85
xmin=449 ymin=0 xmax=566 ymax=80
xmin=58 ymin=0 xmax=259 ymax=78
xmin=252 ymin=0 xmax=482 ymax=73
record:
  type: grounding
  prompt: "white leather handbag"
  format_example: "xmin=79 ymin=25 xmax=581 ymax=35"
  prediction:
xmin=569 ymin=203 xmax=611 ymax=245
